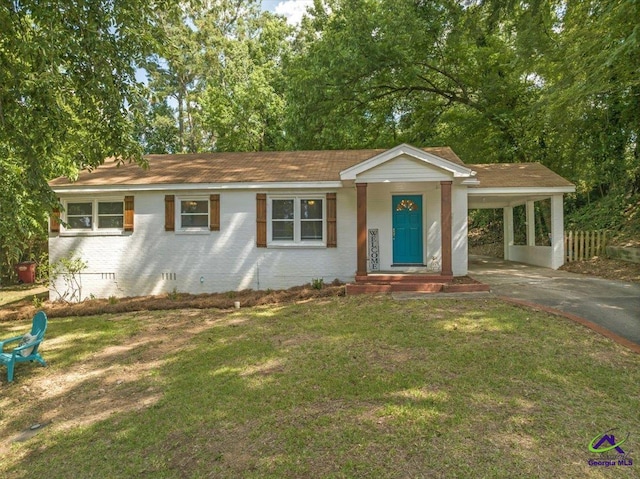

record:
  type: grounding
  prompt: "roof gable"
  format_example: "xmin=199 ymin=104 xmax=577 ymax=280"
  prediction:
xmin=339 ymin=144 xmax=475 ymax=181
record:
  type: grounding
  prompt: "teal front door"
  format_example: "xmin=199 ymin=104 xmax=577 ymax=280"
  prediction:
xmin=392 ymin=195 xmax=423 ymax=264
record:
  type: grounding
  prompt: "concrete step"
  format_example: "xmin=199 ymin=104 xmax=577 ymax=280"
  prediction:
xmin=346 ymin=282 xmax=445 ymax=295
xmin=355 ymin=274 xmax=453 ymax=283
xmin=346 ymin=279 xmax=491 ymax=295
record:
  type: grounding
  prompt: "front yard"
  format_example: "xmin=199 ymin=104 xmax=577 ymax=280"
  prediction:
xmin=1 ymin=296 xmax=638 ymax=478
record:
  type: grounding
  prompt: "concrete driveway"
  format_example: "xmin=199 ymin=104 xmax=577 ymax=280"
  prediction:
xmin=469 ymin=255 xmax=640 ymax=347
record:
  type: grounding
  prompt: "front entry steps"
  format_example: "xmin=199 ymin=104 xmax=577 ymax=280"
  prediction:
xmin=346 ymin=273 xmax=491 ymax=295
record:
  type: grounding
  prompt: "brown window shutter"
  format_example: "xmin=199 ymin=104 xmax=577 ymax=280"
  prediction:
xmin=124 ymin=196 xmax=134 ymax=232
xmin=165 ymin=195 xmax=175 ymax=231
xmin=256 ymin=193 xmax=267 ymax=247
xmin=326 ymin=193 xmax=337 ymax=247
xmin=50 ymin=208 xmax=61 ymax=233
xmin=210 ymin=194 xmax=220 ymax=231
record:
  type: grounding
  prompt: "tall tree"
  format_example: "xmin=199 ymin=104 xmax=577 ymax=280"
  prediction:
xmin=284 ymin=0 xmax=553 ymax=160
xmin=0 ymin=0 xmax=163 ymax=275
xmin=142 ymin=1 xmax=291 ymax=153
xmin=144 ymin=5 xmax=207 ymax=153
xmin=200 ymin=8 xmax=292 ymax=151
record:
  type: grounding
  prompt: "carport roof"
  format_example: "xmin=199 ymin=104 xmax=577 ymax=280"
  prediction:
xmin=467 ymin=163 xmax=574 ymax=189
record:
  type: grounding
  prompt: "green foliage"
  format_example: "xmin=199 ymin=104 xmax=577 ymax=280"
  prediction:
xmin=566 ymin=191 xmax=640 ymax=236
xmin=311 ymin=278 xmax=324 ymax=290
xmin=31 ymin=294 xmax=44 ymax=309
xmin=140 ymin=1 xmax=291 ymax=153
xmin=282 ymin=0 xmax=639 ymax=201
xmin=0 ymin=0 xmax=162 ymax=275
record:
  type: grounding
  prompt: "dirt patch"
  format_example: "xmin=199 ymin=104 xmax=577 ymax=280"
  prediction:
xmin=469 ymin=243 xmax=503 ymax=259
xmin=0 ymin=284 xmax=346 ymax=322
xmin=560 ymin=256 xmax=640 ymax=283
xmin=450 ymin=275 xmax=483 ymax=285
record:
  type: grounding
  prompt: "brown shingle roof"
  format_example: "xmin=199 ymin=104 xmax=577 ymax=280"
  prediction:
xmin=49 ymin=147 xmax=466 ymax=187
xmin=468 ymin=163 xmax=574 ymax=189
xmin=48 ymin=147 xmax=573 ymax=189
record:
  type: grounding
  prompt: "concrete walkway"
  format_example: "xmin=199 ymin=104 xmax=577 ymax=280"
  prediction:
xmin=468 ymin=255 xmax=640 ymax=347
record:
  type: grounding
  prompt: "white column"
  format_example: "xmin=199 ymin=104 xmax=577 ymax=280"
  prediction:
xmin=503 ymin=206 xmax=513 ymax=260
xmin=526 ymin=200 xmax=536 ymax=247
xmin=550 ymin=194 xmax=565 ymax=269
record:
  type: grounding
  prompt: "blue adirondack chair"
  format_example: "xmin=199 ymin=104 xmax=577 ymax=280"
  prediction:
xmin=0 ymin=311 xmax=48 ymax=382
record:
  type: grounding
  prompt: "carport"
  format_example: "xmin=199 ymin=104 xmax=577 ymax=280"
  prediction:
xmin=467 ymin=163 xmax=576 ymax=270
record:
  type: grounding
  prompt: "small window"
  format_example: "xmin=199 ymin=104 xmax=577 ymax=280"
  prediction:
xmin=269 ymin=196 xmax=325 ymax=245
xmin=179 ymin=198 xmax=209 ymax=230
xmin=272 ymin=199 xmax=294 ymax=241
xmin=67 ymin=202 xmax=93 ymax=229
xmin=98 ymin=202 xmax=124 ymax=229
xmin=300 ymin=199 xmax=323 ymax=240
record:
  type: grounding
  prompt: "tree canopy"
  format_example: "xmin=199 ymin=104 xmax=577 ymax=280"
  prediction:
xmin=0 ymin=0 xmax=162 ymax=270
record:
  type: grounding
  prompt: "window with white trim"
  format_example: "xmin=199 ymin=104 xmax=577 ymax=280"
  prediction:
xmin=268 ymin=196 xmax=325 ymax=245
xmin=177 ymin=197 xmax=209 ymax=231
xmin=64 ymin=199 xmax=124 ymax=232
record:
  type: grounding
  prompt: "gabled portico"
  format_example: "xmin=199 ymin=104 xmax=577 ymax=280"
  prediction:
xmin=340 ymin=144 xmax=479 ymax=279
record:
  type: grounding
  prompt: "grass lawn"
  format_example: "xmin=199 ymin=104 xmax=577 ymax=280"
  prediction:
xmin=0 ymin=296 xmax=638 ymax=478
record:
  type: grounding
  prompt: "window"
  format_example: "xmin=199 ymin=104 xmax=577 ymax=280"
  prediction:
xmin=269 ymin=197 xmax=324 ymax=245
xmin=180 ymin=199 xmax=208 ymax=228
xmin=98 ymin=202 xmax=124 ymax=229
xmin=67 ymin=202 xmax=93 ymax=229
xmin=272 ymin=199 xmax=294 ymax=240
xmin=300 ymin=199 xmax=323 ymax=240
xmin=64 ymin=199 xmax=126 ymax=232
xmin=165 ymin=195 xmax=219 ymax=233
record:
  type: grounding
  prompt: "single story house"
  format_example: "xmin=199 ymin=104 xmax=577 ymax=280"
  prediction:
xmin=48 ymin=143 xmax=575 ymax=300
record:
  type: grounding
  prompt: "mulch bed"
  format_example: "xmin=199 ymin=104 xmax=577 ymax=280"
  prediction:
xmin=0 ymin=284 xmax=346 ymax=322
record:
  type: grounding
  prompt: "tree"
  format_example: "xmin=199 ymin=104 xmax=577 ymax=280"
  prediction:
xmin=144 ymin=5 xmax=207 ymax=153
xmin=283 ymin=0 xmax=539 ymax=156
xmin=143 ymin=1 xmax=291 ymax=153
xmin=0 ymin=0 xmax=163 ymax=278
xmin=201 ymin=9 xmax=292 ymax=151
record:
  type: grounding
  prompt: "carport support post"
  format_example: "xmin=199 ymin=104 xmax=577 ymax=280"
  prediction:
xmin=503 ymin=206 xmax=514 ymax=261
xmin=526 ymin=201 xmax=536 ymax=246
xmin=550 ymin=194 xmax=565 ymax=269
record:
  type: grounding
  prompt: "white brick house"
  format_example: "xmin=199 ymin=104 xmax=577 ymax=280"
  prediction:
xmin=48 ymin=144 xmax=575 ymax=299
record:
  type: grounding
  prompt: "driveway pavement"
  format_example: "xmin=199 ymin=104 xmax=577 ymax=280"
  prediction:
xmin=468 ymin=255 xmax=640 ymax=347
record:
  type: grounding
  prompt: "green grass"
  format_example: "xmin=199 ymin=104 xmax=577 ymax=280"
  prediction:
xmin=0 ymin=284 xmax=47 ymax=307
xmin=1 ymin=296 xmax=639 ymax=478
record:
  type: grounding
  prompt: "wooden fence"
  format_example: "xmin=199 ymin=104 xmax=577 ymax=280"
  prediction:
xmin=565 ymin=230 xmax=608 ymax=262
